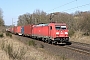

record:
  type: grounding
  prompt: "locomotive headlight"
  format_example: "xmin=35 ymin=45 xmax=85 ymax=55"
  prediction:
xmin=56 ymin=32 xmax=59 ymax=34
xmin=65 ymin=32 xmax=68 ymax=34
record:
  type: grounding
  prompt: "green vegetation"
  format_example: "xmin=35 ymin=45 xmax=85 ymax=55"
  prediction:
xmin=28 ymin=40 xmax=36 ymax=46
xmin=0 ymin=33 xmax=4 ymax=38
xmin=68 ymin=30 xmax=75 ymax=37
xmin=61 ymin=55 xmax=67 ymax=60
xmin=6 ymin=32 xmax=12 ymax=38
xmin=28 ymin=40 xmax=44 ymax=48
xmin=0 ymin=8 xmax=5 ymax=38
xmin=83 ymin=32 xmax=90 ymax=36
xmin=39 ymin=44 xmax=44 ymax=48
xmin=1 ymin=40 xmax=5 ymax=50
xmin=0 ymin=8 xmax=4 ymax=26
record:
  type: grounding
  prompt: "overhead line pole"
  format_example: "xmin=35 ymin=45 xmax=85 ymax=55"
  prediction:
xmin=11 ymin=18 xmax=13 ymax=33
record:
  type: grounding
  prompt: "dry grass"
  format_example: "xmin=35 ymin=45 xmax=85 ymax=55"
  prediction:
xmin=0 ymin=38 xmax=10 ymax=60
xmin=0 ymin=33 xmax=72 ymax=60
xmin=70 ymin=31 xmax=90 ymax=44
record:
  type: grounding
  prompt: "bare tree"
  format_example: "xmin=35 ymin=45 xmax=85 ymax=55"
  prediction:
xmin=0 ymin=8 xmax=4 ymax=26
xmin=17 ymin=9 xmax=90 ymax=35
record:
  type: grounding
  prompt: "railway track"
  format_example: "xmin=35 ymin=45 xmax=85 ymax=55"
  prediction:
xmin=71 ymin=41 xmax=90 ymax=47
xmin=63 ymin=41 xmax=90 ymax=55
xmin=15 ymin=34 xmax=90 ymax=56
xmin=64 ymin=45 xmax=90 ymax=55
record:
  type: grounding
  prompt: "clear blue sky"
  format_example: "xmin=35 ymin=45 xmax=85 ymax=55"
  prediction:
xmin=0 ymin=0 xmax=90 ymax=26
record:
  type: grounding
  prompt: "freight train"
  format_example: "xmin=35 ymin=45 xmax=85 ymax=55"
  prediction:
xmin=7 ymin=22 xmax=69 ymax=44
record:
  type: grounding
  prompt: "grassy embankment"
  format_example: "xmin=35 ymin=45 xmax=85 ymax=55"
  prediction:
xmin=69 ymin=31 xmax=90 ymax=44
xmin=0 ymin=32 xmax=72 ymax=60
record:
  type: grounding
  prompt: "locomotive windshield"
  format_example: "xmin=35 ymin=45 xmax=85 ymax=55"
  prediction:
xmin=61 ymin=26 xmax=66 ymax=29
xmin=55 ymin=26 xmax=61 ymax=30
xmin=55 ymin=25 xmax=66 ymax=30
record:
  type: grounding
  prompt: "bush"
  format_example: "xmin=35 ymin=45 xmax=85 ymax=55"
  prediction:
xmin=39 ymin=44 xmax=44 ymax=48
xmin=0 ymin=33 xmax=4 ymax=38
xmin=9 ymin=34 xmax=12 ymax=38
xmin=28 ymin=40 xmax=36 ymax=46
xmin=83 ymin=32 xmax=89 ymax=36
xmin=6 ymin=44 xmax=13 ymax=58
xmin=68 ymin=30 xmax=75 ymax=37
xmin=1 ymin=40 xmax=5 ymax=50
xmin=6 ymin=32 xmax=12 ymax=38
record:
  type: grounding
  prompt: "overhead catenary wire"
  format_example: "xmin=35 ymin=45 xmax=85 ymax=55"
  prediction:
xmin=46 ymin=0 xmax=90 ymax=13
xmin=63 ymin=3 xmax=90 ymax=12
xmin=76 ymin=0 xmax=79 ymax=11
xmin=46 ymin=0 xmax=77 ymax=12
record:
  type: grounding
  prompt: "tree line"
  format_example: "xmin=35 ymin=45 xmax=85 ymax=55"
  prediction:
xmin=17 ymin=10 xmax=90 ymax=35
xmin=0 ymin=8 xmax=4 ymax=26
xmin=1 ymin=7 xmax=90 ymax=36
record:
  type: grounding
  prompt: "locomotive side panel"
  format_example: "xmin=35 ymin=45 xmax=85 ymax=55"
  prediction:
xmin=42 ymin=26 xmax=49 ymax=37
xmin=32 ymin=24 xmax=49 ymax=39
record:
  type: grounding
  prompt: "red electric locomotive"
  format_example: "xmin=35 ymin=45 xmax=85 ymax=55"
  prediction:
xmin=32 ymin=23 xmax=69 ymax=44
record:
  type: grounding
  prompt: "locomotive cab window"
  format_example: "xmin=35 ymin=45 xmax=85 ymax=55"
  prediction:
xmin=55 ymin=25 xmax=66 ymax=30
xmin=61 ymin=26 xmax=66 ymax=29
xmin=50 ymin=26 xmax=52 ymax=30
xmin=55 ymin=26 xmax=61 ymax=30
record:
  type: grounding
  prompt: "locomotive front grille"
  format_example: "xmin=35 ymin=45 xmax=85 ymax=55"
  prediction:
xmin=54 ymin=37 xmax=69 ymax=43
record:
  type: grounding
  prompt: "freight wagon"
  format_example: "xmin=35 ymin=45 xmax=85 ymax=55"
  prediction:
xmin=13 ymin=26 xmax=17 ymax=34
xmin=11 ymin=27 xmax=13 ymax=33
xmin=16 ymin=26 xmax=22 ymax=35
xmin=7 ymin=27 xmax=13 ymax=33
xmin=21 ymin=26 xmax=24 ymax=35
xmin=9 ymin=27 xmax=13 ymax=33
xmin=23 ymin=24 xmax=33 ymax=37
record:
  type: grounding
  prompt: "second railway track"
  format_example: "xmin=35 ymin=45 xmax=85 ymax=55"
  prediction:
xmin=64 ymin=45 xmax=90 ymax=55
xmin=14 ymin=34 xmax=90 ymax=60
